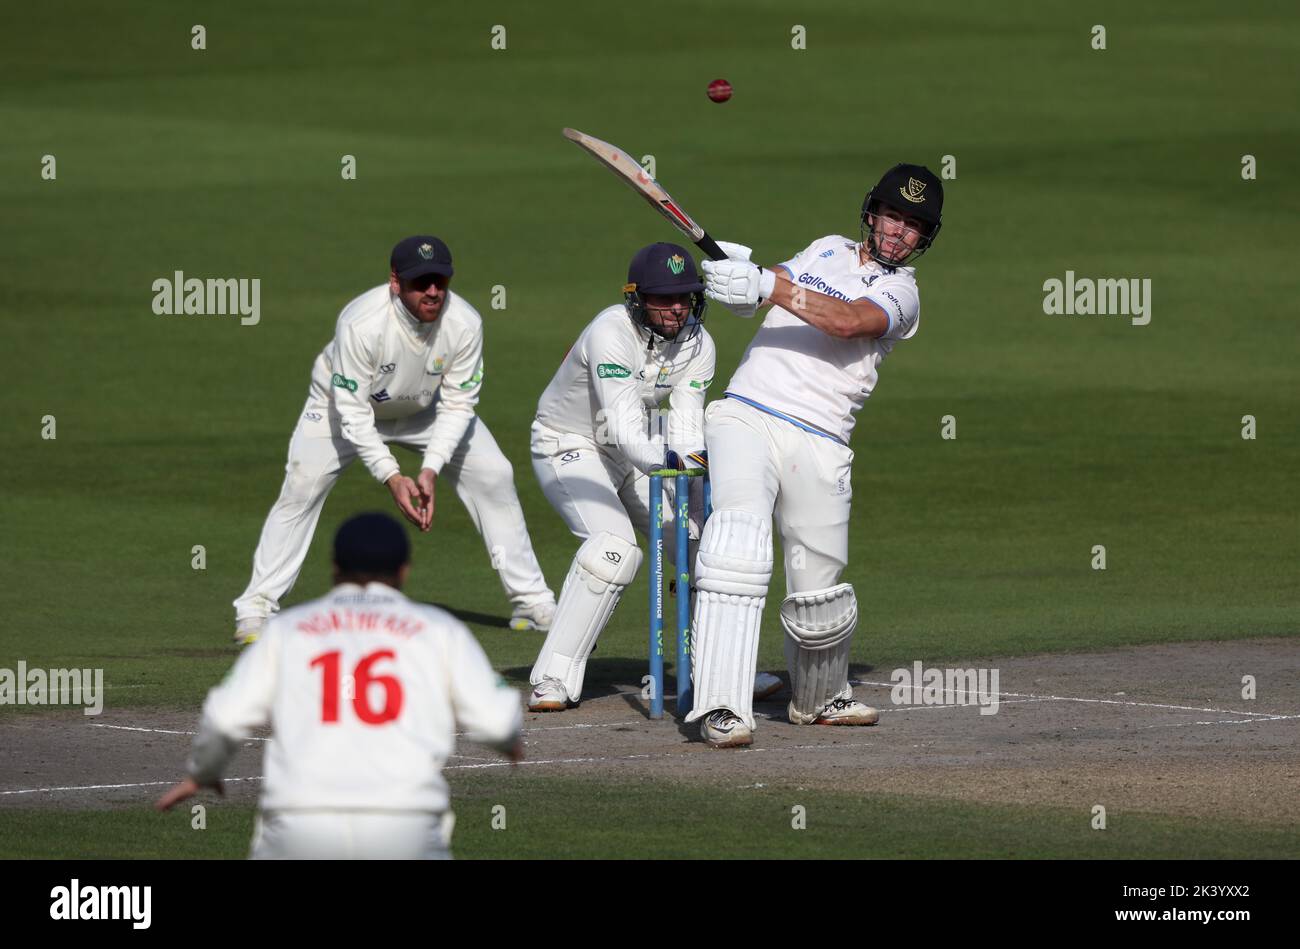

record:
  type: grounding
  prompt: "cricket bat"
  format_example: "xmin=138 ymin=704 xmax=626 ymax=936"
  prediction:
xmin=562 ymin=127 xmax=727 ymax=261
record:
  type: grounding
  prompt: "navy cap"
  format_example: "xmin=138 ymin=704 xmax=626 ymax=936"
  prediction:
xmin=391 ymin=236 xmax=454 ymax=280
xmin=626 ymin=242 xmax=704 ymax=294
xmin=333 ymin=512 xmax=411 ymax=575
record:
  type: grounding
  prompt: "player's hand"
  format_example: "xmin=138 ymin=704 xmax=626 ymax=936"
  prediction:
xmin=386 ymin=473 xmax=425 ymax=530
xmin=714 ymin=240 xmax=753 ymax=262
xmin=701 ymin=259 xmax=774 ymax=314
xmin=416 ymin=468 xmax=437 ymax=532
xmin=154 ymin=776 xmax=224 ymax=811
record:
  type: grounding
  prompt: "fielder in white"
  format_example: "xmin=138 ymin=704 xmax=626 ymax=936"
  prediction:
xmin=160 ymin=512 xmax=522 ymax=859
xmin=688 ymin=164 xmax=945 ymax=747
xmin=527 ymin=242 xmax=779 ymax=712
xmin=232 ymin=236 xmax=555 ymax=644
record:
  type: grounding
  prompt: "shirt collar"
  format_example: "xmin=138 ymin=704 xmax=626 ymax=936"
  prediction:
xmin=391 ymin=290 xmax=440 ymax=341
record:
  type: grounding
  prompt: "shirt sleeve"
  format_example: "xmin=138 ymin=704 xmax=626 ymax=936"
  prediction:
xmin=775 ymin=237 xmax=827 ymax=281
xmin=445 ymin=620 xmax=522 ymax=750
xmin=420 ymin=313 xmax=483 ymax=474
xmin=665 ymin=335 xmax=714 ymax=458
xmin=331 ymin=322 xmax=402 ymax=484
xmin=864 ymin=276 xmax=921 ymax=340
xmin=587 ymin=319 xmax=664 ymax=475
xmin=187 ymin=629 xmax=280 ymax=784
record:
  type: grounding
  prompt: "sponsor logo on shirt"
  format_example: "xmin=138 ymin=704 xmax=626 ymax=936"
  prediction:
xmin=879 ymin=290 xmax=905 ymax=317
xmin=331 ymin=373 xmax=358 ymax=392
xmin=689 ymin=377 xmax=711 ymax=390
xmin=795 ymin=272 xmax=852 ymax=302
xmin=560 ymin=450 xmax=581 ymax=465
xmin=371 ymin=389 xmax=392 ymax=402
xmin=458 ymin=362 xmax=484 ymax=389
xmin=862 ymin=274 xmax=882 ymax=288
xmin=819 ymin=248 xmax=835 ymax=258
xmin=379 ymin=362 xmax=396 ymax=373
xmin=597 ymin=363 xmax=632 ymax=379
xmin=303 ymin=411 xmax=322 ymax=422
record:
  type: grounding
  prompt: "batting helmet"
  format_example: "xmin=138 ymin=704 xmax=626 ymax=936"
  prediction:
xmin=860 ymin=164 xmax=944 ymax=267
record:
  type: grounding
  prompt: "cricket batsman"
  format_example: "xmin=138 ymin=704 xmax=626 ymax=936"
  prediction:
xmin=526 ymin=243 xmax=779 ymax=712
xmin=687 ymin=164 xmax=945 ymax=747
xmin=159 ymin=512 xmax=523 ymax=859
xmin=232 ymin=236 xmax=556 ymax=644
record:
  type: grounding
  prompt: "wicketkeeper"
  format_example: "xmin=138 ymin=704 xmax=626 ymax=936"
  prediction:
xmin=526 ymin=243 xmax=779 ymax=712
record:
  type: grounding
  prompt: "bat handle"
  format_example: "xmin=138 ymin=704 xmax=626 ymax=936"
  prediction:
xmin=695 ymin=233 xmax=728 ymax=262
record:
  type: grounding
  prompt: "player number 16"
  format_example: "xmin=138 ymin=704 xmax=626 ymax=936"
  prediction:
xmin=309 ymin=649 xmax=404 ymax=724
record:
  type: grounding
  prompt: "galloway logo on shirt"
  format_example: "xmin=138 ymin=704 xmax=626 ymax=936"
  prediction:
xmin=795 ymin=272 xmax=852 ymax=302
xmin=371 ymin=389 xmax=392 ymax=403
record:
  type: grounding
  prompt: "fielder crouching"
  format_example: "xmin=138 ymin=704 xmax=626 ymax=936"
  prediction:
xmin=526 ymin=243 xmax=780 ymax=713
xmin=689 ymin=164 xmax=945 ymax=747
xmin=158 ymin=512 xmax=522 ymax=859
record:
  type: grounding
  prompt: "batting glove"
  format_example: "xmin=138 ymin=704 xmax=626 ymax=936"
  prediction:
xmin=701 ymin=258 xmax=775 ymax=313
xmin=714 ymin=240 xmax=753 ymax=262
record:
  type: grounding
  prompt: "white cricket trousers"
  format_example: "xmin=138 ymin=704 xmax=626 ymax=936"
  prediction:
xmin=234 ymin=410 xmax=552 ymax=620
xmin=530 ymin=420 xmax=663 ymax=546
xmin=704 ymin=397 xmax=853 ymax=594
xmin=250 ymin=810 xmax=454 ymax=860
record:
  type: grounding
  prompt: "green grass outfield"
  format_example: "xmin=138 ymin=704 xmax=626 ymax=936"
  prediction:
xmin=1 ymin=1 xmax=1296 ymax=855
xmin=3 ymin=778 xmax=1296 ymax=860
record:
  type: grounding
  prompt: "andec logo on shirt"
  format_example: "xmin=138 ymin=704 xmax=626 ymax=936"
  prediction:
xmin=331 ymin=373 xmax=358 ymax=392
xmin=597 ymin=363 xmax=631 ymax=379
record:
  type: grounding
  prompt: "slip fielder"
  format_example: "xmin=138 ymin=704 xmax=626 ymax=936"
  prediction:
xmin=160 ymin=512 xmax=522 ymax=859
xmin=232 ymin=236 xmax=556 ymax=644
xmin=527 ymin=243 xmax=779 ymax=712
xmin=688 ymin=164 xmax=945 ymax=747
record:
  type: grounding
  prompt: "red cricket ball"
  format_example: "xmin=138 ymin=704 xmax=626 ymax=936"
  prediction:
xmin=707 ymin=79 xmax=733 ymax=103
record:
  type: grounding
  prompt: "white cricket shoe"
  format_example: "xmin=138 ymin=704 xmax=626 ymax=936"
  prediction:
xmin=810 ymin=696 xmax=879 ymax=726
xmin=233 ymin=616 xmax=265 ymax=646
xmin=510 ymin=598 xmax=556 ymax=632
xmin=700 ymin=710 xmax=753 ymax=748
xmin=753 ymin=672 xmax=783 ymax=701
xmin=528 ymin=677 xmax=575 ymax=712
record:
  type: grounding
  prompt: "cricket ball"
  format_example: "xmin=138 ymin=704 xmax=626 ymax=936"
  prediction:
xmin=707 ymin=79 xmax=733 ymax=103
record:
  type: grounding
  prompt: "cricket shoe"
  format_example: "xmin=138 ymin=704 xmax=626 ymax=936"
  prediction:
xmin=700 ymin=710 xmax=753 ymax=749
xmin=528 ymin=677 xmax=576 ymax=712
xmin=809 ymin=697 xmax=879 ymax=726
xmin=233 ymin=616 xmax=265 ymax=646
xmin=510 ymin=598 xmax=556 ymax=632
xmin=753 ymin=672 xmax=783 ymax=701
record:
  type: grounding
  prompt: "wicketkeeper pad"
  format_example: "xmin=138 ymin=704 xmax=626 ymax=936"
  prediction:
xmin=530 ymin=531 xmax=642 ymax=701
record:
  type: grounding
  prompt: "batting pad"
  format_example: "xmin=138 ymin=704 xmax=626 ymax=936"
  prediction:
xmin=780 ymin=584 xmax=858 ymax=724
xmin=531 ymin=531 xmax=642 ymax=701
xmin=685 ymin=510 xmax=773 ymax=728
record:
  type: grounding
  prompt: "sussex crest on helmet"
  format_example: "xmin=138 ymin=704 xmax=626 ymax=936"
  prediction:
xmin=900 ymin=178 xmax=927 ymax=204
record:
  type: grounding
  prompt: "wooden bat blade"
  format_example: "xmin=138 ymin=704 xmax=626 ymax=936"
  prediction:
xmin=562 ymin=127 xmax=707 ymax=243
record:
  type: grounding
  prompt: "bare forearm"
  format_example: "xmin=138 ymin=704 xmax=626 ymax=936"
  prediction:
xmin=767 ymin=272 xmax=888 ymax=339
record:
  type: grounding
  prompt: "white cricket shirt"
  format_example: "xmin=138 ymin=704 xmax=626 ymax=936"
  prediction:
xmin=724 ymin=236 xmax=920 ymax=443
xmin=189 ymin=582 xmax=521 ymax=813
xmin=534 ymin=305 xmax=715 ymax=474
xmin=303 ymin=284 xmax=485 ymax=483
